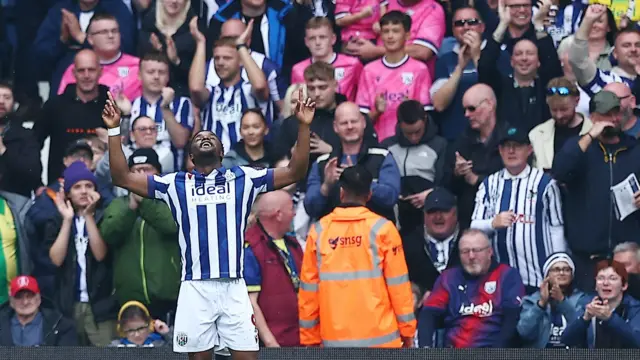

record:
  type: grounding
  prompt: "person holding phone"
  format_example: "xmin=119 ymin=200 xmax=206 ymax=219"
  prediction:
xmin=517 ymin=252 xmax=588 ymax=348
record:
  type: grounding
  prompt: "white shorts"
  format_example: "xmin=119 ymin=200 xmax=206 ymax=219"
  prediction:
xmin=172 ymin=278 xmax=259 ymax=354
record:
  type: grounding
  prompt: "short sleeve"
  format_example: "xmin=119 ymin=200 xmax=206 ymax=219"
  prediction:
xmin=356 ymin=68 xmax=374 ymax=114
xmin=241 ymin=166 xmax=275 ymax=193
xmin=413 ymin=4 xmax=446 ymax=56
xmin=243 ymin=244 xmax=262 ymax=292
xmin=147 ymin=173 xmax=175 ymax=202
xmin=417 ymin=68 xmax=433 ymax=110
xmin=423 ymin=271 xmax=450 ymax=310
xmin=502 ymin=267 xmax=525 ymax=309
xmin=335 ymin=0 xmax=352 ymax=18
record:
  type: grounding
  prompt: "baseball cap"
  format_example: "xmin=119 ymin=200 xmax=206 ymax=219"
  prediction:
xmin=424 ymin=187 xmax=456 ymax=212
xmin=499 ymin=127 xmax=530 ymax=145
xmin=65 ymin=139 xmax=94 ymax=158
xmin=10 ymin=275 xmax=40 ymax=297
xmin=589 ymin=90 xmax=620 ymax=115
xmin=128 ymin=148 xmax=163 ymax=173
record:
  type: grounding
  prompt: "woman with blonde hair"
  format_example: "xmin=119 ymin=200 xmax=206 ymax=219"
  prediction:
xmin=281 ymin=83 xmax=307 ymax=119
xmin=139 ymin=0 xmax=197 ymax=96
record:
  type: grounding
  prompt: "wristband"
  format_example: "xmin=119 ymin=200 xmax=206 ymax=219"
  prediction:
xmin=236 ymin=43 xmax=248 ymax=50
xmin=107 ymin=127 xmax=121 ymax=137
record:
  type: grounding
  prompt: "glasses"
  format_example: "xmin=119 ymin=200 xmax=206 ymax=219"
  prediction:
xmin=549 ymin=267 xmax=573 ymax=274
xmin=454 ymin=18 xmax=482 ymax=27
xmin=123 ymin=324 xmax=149 ymax=335
xmin=596 ymin=275 xmax=622 ymax=283
xmin=91 ymin=28 xmax=120 ymax=36
xmin=459 ymin=246 xmax=490 ymax=255
xmin=134 ymin=126 xmax=158 ymax=133
xmin=507 ymin=4 xmax=532 ymax=9
xmin=464 ymin=99 xmax=487 ymax=113
xmin=618 ymin=94 xmax=632 ymax=100
xmin=546 ymin=87 xmax=578 ymax=96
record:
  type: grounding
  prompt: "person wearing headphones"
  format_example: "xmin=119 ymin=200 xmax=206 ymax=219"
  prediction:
xmin=110 ymin=301 xmax=171 ymax=347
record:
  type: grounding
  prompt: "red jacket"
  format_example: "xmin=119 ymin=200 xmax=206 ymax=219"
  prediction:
xmin=245 ymin=223 xmax=303 ymax=347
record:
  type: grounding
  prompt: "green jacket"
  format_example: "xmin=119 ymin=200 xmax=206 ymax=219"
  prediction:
xmin=100 ymin=197 xmax=180 ymax=306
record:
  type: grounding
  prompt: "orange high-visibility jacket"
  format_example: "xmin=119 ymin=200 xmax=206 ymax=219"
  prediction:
xmin=298 ymin=205 xmax=416 ymax=347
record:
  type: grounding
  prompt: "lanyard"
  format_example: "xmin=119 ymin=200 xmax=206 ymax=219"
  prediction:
xmin=258 ymin=221 xmax=300 ymax=292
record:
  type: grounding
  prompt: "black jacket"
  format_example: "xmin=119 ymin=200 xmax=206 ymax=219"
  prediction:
xmin=479 ymin=35 xmax=563 ymax=133
xmin=382 ymin=120 xmax=447 ymax=233
xmin=43 ymin=210 xmax=118 ymax=323
xmin=443 ymin=122 xmax=507 ymax=229
xmin=33 ymin=84 xmax=108 ymax=185
xmin=138 ymin=7 xmax=196 ymax=98
xmin=0 ymin=307 xmax=77 ymax=346
xmin=402 ymin=226 xmax=461 ymax=292
xmin=0 ymin=114 xmax=42 ymax=197
xmin=273 ymin=93 xmax=378 ymax=191
xmin=552 ymin=134 xmax=640 ymax=254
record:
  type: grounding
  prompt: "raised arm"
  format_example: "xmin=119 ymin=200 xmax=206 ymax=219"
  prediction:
xmin=188 ymin=17 xmax=212 ymax=108
xmin=273 ymin=88 xmax=314 ymax=189
xmin=103 ymin=92 xmax=149 ymax=197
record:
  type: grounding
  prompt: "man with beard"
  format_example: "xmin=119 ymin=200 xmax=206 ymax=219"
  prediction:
xmin=103 ymin=87 xmax=316 ymax=360
xmin=553 ymin=90 xmax=640 ymax=292
xmin=604 ymin=82 xmax=640 ymax=138
xmin=529 ymin=77 xmax=592 ymax=171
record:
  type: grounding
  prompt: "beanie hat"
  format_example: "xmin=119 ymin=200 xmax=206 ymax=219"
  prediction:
xmin=63 ymin=161 xmax=97 ymax=193
xmin=128 ymin=148 xmax=162 ymax=173
xmin=543 ymin=252 xmax=575 ymax=278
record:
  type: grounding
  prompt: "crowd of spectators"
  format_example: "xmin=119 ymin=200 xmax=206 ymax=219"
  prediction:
xmin=0 ymin=0 xmax=639 ymax=351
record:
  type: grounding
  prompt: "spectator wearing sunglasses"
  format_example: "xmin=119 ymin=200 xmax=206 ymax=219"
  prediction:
xmin=529 ymin=77 xmax=592 ymax=171
xmin=479 ymin=0 xmax=563 ymax=134
xmin=442 ymin=83 xmax=506 ymax=230
xmin=552 ymin=90 xmax=640 ymax=291
xmin=431 ymin=7 xmax=486 ymax=142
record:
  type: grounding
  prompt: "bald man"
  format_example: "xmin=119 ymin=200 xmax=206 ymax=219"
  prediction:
xmin=479 ymin=31 xmax=562 ymax=133
xmin=444 ymin=84 xmax=506 ymax=229
xmin=34 ymin=49 xmax=110 ymax=185
xmin=243 ymin=190 xmax=304 ymax=347
xmin=304 ymin=101 xmax=401 ymax=222
xmin=604 ymin=82 xmax=640 ymax=138
xmin=205 ymin=19 xmax=286 ymax=119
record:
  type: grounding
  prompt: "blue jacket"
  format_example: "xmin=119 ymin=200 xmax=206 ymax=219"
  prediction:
xmin=207 ymin=0 xmax=311 ymax=75
xmin=31 ymin=0 xmax=136 ymax=97
xmin=517 ymin=289 xmax=588 ymax=348
xmin=561 ymin=294 xmax=640 ymax=348
xmin=552 ymin=134 xmax=640 ymax=254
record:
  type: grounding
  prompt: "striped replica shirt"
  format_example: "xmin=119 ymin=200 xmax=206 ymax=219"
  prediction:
xmin=470 ymin=166 xmax=566 ymax=287
xmin=129 ymin=96 xmax=194 ymax=171
xmin=147 ymin=166 xmax=275 ymax=280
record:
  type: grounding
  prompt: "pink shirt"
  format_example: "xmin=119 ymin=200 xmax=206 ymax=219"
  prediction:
xmin=386 ymin=0 xmax=445 ymax=74
xmin=356 ymin=55 xmax=432 ymax=141
xmin=58 ymin=53 xmax=142 ymax=101
xmin=335 ymin=0 xmax=387 ymax=42
xmin=291 ymin=53 xmax=364 ymax=101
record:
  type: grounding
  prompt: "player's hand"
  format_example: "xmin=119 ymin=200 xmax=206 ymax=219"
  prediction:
xmin=189 ymin=16 xmax=206 ymax=44
xmin=54 ymin=187 xmax=74 ymax=220
xmin=263 ymin=338 xmax=281 ymax=347
xmin=294 ymin=87 xmax=316 ymax=125
xmin=492 ymin=210 xmax=515 ymax=229
xmin=103 ymin=92 xmax=123 ymax=129
xmin=160 ymin=87 xmax=175 ymax=108
xmin=454 ymin=152 xmax=473 ymax=177
xmin=310 ymin=132 xmax=332 ymax=154
xmin=154 ymin=319 xmax=170 ymax=334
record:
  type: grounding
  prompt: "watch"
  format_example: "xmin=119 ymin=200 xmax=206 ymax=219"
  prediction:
xmin=236 ymin=43 xmax=248 ymax=50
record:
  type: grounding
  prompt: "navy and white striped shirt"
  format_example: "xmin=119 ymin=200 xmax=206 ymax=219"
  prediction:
xmin=470 ymin=166 xmax=566 ymax=287
xmin=147 ymin=166 xmax=275 ymax=280
xmin=205 ymin=51 xmax=285 ymax=126
xmin=582 ymin=68 xmax=635 ymax=98
xmin=129 ymin=96 xmax=194 ymax=171
xmin=534 ymin=1 xmax=585 ymax=46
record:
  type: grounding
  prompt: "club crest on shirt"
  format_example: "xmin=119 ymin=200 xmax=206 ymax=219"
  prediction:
xmin=484 ymin=280 xmax=496 ymax=294
xmin=335 ymin=67 xmax=345 ymax=81
xmin=175 ymin=332 xmax=188 ymax=346
xmin=401 ymin=72 xmax=414 ymax=85
xmin=118 ymin=67 xmax=129 ymax=78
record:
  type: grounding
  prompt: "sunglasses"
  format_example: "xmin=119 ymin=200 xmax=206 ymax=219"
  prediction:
xmin=546 ymin=87 xmax=576 ymax=96
xmin=454 ymin=18 xmax=481 ymax=27
xmin=464 ymin=99 xmax=487 ymax=113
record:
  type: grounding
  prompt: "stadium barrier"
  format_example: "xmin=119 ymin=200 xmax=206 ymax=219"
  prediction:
xmin=2 ymin=347 xmax=640 ymax=360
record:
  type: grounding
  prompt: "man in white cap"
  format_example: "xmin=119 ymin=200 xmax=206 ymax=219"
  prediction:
xmin=516 ymin=252 xmax=589 ymax=348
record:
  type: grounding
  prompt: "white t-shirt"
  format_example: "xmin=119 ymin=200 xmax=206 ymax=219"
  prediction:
xmin=74 ymin=216 xmax=89 ymax=303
